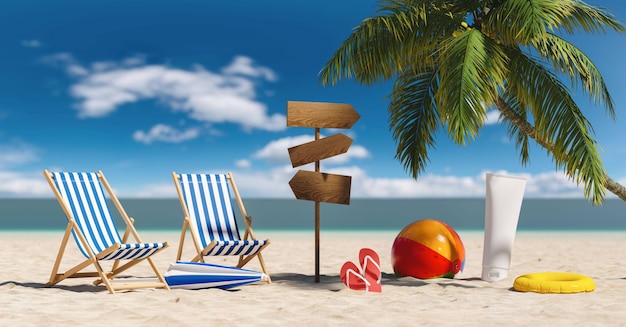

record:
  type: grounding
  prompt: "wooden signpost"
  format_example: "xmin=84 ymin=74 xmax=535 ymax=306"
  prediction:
xmin=289 ymin=170 xmax=352 ymax=205
xmin=286 ymin=101 xmax=360 ymax=282
xmin=286 ymin=101 xmax=360 ymax=129
xmin=287 ymin=133 xmax=353 ymax=168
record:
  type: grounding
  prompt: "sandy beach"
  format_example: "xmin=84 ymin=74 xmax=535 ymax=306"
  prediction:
xmin=1 ymin=230 xmax=625 ymax=326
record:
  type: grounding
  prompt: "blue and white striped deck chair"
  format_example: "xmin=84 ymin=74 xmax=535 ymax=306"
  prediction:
xmin=172 ymin=172 xmax=270 ymax=282
xmin=44 ymin=170 xmax=170 ymax=294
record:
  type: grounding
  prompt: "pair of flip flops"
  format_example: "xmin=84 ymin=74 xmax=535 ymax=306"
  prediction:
xmin=340 ymin=248 xmax=382 ymax=292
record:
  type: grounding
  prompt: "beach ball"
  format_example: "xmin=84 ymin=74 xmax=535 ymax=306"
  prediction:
xmin=391 ymin=219 xmax=465 ymax=279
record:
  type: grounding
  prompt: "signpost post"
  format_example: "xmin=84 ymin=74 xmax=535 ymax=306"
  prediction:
xmin=286 ymin=101 xmax=360 ymax=282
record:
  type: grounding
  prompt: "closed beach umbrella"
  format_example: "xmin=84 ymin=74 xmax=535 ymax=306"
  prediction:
xmin=164 ymin=261 xmax=268 ymax=290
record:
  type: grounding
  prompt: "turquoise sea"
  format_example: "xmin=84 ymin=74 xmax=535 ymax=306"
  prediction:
xmin=1 ymin=198 xmax=625 ymax=231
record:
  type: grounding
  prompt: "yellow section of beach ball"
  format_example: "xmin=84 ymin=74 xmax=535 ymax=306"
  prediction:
xmin=395 ymin=219 xmax=463 ymax=260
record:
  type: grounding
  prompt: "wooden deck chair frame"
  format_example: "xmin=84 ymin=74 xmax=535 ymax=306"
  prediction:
xmin=172 ymin=172 xmax=271 ymax=283
xmin=44 ymin=170 xmax=170 ymax=294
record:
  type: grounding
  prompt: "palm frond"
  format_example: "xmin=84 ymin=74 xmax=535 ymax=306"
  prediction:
xmin=318 ymin=0 xmax=623 ymax=204
xmin=319 ymin=1 xmax=463 ymax=86
xmin=557 ymin=0 xmax=626 ymax=34
xmin=388 ymin=69 xmax=440 ymax=178
xmin=485 ymin=0 xmax=573 ymax=44
xmin=532 ymin=33 xmax=616 ymax=118
xmin=499 ymin=92 xmax=532 ymax=165
xmin=504 ymin=48 xmax=606 ymax=203
xmin=435 ymin=28 xmax=509 ymax=145
xmin=485 ymin=0 xmax=625 ymax=45
xmin=376 ymin=0 xmax=475 ymax=15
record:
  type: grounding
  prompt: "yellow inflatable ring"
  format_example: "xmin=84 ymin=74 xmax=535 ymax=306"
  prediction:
xmin=513 ymin=272 xmax=595 ymax=294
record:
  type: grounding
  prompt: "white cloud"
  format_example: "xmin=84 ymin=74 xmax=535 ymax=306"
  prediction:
xmin=0 ymin=171 xmax=50 ymax=197
xmin=21 ymin=39 xmax=42 ymax=48
xmin=43 ymin=54 xmax=284 ymax=131
xmin=222 ymin=56 xmax=277 ymax=81
xmin=40 ymin=53 xmax=88 ymax=77
xmin=226 ymin=166 xmax=296 ymax=197
xmin=144 ymin=164 xmax=588 ymax=198
xmin=253 ymin=135 xmax=312 ymax=163
xmin=349 ymin=168 xmax=486 ymax=198
xmin=522 ymin=171 xmax=582 ymax=198
xmin=204 ymin=168 xmax=594 ymax=199
xmin=133 ymin=124 xmax=200 ymax=144
xmin=130 ymin=166 xmax=295 ymax=199
xmin=0 ymin=166 xmax=601 ymax=199
xmin=64 ymin=167 xmax=613 ymax=200
xmin=131 ymin=183 xmax=177 ymax=198
xmin=253 ymin=135 xmax=370 ymax=165
xmin=0 ymin=142 xmax=46 ymax=197
xmin=235 ymin=159 xmax=252 ymax=169
xmin=0 ymin=143 xmax=38 ymax=168
xmin=326 ymin=146 xmax=370 ymax=165
xmin=484 ymin=110 xmax=501 ymax=125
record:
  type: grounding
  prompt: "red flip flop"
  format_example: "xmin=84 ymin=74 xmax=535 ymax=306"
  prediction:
xmin=340 ymin=261 xmax=369 ymax=291
xmin=359 ymin=248 xmax=382 ymax=292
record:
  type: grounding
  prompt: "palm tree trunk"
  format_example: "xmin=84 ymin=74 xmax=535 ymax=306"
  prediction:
xmin=494 ymin=97 xmax=626 ymax=202
xmin=603 ymin=176 xmax=626 ymax=201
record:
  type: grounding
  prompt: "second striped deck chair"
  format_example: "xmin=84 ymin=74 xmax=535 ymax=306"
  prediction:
xmin=172 ymin=172 xmax=270 ymax=282
xmin=44 ymin=170 xmax=170 ymax=294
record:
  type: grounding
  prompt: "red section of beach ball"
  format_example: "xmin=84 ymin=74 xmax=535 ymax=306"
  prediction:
xmin=391 ymin=219 xmax=465 ymax=279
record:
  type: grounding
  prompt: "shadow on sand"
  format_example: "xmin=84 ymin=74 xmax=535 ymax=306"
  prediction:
xmin=0 ymin=280 xmax=107 ymax=293
xmin=2 ymin=274 xmax=491 ymax=293
xmin=270 ymin=272 xmax=482 ymax=291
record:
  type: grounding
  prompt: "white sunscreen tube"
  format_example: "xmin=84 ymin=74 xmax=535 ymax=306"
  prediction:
xmin=481 ymin=173 xmax=527 ymax=282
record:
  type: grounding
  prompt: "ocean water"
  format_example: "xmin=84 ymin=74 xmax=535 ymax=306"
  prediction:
xmin=1 ymin=198 xmax=625 ymax=231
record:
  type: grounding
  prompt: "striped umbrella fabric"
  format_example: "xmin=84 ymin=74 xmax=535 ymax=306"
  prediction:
xmin=164 ymin=261 xmax=268 ymax=290
xmin=51 ymin=171 xmax=167 ymax=260
xmin=177 ymin=173 xmax=267 ymax=256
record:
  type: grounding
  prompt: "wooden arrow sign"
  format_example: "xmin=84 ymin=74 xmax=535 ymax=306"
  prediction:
xmin=288 ymin=133 xmax=353 ymax=168
xmin=289 ymin=170 xmax=352 ymax=205
xmin=287 ymin=101 xmax=360 ymax=129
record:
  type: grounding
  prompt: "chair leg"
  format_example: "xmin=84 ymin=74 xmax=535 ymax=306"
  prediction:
xmin=93 ymin=246 xmax=169 ymax=286
xmin=192 ymin=241 xmax=217 ymax=263
xmin=235 ymin=242 xmax=271 ymax=283
xmin=92 ymin=259 xmax=116 ymax=294
xmin=147 ymin=257 xmax=170 ymax=290
xmin=236 ymin=254 xmax=256 ymax=268
xmin=256 ymin=252 xmax=271 ymax=283
xmin=47 ymin=224 xmax=72 ymax=286
xmin=112 ymin=227 xmax=132 ymax=272
xmin=46 ymin=258 xmax=93 ymax=287
xmin=92 ymin=260 xmax=170 ymax=292
xmin=93 ymin=259 xmax=144 ymax=285
xmin=176 ymin=221 xmax=189 ymax=262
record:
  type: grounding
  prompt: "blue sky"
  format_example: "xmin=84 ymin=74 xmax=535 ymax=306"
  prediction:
xmin=1 ymin=0 xmax=625 ymax=199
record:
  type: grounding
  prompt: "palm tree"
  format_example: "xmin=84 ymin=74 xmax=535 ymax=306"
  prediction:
xmin=319 ymin=0 xmax=626 ymax=204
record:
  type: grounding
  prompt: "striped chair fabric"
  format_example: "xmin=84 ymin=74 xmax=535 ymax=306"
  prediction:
xmin=177 ymin=173 xmax=267 ymax=256
xmin=51 ymin=172 xmax=167 ymax=260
